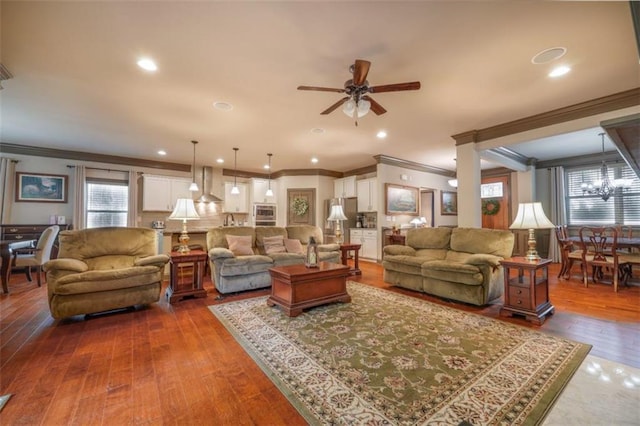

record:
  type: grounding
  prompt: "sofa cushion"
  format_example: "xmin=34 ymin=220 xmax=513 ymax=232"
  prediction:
xmin=450 ymin=227 xmax=514 ymax=258
xmin=284 ymin=238 xmax=304 ymax=254
xmin=207 ymin=226 xmax=256 ymax=250
xmin=269 ymin=252 xmax=306 ymax=266
xmin=255 ymin=227 xmax=288 ymax=254
xmin=218 ymin=255 xmax=273 ymax=276
xmin=406 ymin=227 xmax=452 ymax=250
xmin=414 ymin=248 xmax=448 ymax=260
xmin=226 ymin=235 xmax=254 ymax=256
xmin=421 ymin=260 xmax=484 ymax=286
xmin=286 ymin=225 xmax=324 ymax=245
xmin=382 ymin=255 xmax=430 ymax=276
xmin=263 ymin=235 xmax=286 ymax=254
xmin=52 ymin=266 xmax=162 ymax=295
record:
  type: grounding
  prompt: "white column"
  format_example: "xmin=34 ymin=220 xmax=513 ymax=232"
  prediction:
xmin=456 ymin=143 xmax=482 ymax=227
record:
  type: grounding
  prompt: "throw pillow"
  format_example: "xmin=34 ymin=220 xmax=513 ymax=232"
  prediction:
xmin=284 ymin=238 xmax=304 ymax=254
xmin=226 ymin=235 xmax=254 ymax=256
xmin=263 ymin=235 xmax=286 ymax=254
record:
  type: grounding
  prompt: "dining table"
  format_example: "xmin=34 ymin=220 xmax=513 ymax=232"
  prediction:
xmin=1 ymin=239 xmax=36 ymax=294
xmin=567 ymin=236 xmax=640 ymax=250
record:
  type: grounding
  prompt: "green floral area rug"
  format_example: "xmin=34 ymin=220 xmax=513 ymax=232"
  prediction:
xmin=209 ymin=282 xmax=591 ymax=425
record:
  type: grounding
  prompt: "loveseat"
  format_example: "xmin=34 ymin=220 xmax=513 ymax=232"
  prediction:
xmin=44 ymin=227 xmax=169 ymax=319
xmin=383 ymin=227 xmax=514 ymax=306
xmin=207 ymin=225 xmax=340 ymax=294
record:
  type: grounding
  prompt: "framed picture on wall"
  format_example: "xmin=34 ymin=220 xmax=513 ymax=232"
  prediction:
xmin=15 ymin=172 xmax=68 ymax=203
xmin=441 ymin=191 xmax=457 ymax=216
xmin=385 ymin=183 xmax=419 ymax=215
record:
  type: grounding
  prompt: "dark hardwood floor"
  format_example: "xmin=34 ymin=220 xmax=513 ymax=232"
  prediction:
xmin=1 ymin=261 xmax=638 ymax=424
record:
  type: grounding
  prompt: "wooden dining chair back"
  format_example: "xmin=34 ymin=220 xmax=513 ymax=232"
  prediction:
xmin=554 ymin=225 xmax=575 ymax=279
xmin=578 ymin=226 xmax=626 ymax=292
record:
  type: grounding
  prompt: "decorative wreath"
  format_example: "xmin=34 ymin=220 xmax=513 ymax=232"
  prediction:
xmin=291 ymin=197 xmax=309 ymax=216
xmin=482 ymin=199 xmax=501 ymax=216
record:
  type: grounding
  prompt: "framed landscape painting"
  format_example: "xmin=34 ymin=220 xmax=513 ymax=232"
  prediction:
xmin=385 ymin=184 xmax=419 ymax=215
xmin=15 ymin=172 xmax=68 ymax=203
xmin=441 ymin=191 xmax=457 ymax=215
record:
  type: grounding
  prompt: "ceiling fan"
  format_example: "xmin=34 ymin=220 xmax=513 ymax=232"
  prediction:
xmin=297 ymin=59 xmax=421 ymax=125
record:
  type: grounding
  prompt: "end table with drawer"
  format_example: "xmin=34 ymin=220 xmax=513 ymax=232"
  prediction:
xmin=499 ymin=257 xmax=554 ymax=325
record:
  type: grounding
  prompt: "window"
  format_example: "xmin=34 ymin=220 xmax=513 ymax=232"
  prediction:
xmin=565 ymin=163 xmax=639 ymax=225
xmin=86 ymin=179 xmax=128 ymax=228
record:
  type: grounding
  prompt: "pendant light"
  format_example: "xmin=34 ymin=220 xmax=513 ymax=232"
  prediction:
xmin=188 ymin=141 xmax=199 ymax=192
xmin=265 ymin=153 xmax=274 ymax=197
xmin=231 ymin=147 xmax=240 ymax=195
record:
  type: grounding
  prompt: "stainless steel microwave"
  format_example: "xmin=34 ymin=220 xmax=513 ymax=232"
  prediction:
xmin=253 ymin=203 xmax=276 ymax=226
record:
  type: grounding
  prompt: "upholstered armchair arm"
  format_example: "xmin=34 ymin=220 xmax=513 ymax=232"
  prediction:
xmin=464 ymin=254 xmax=503 ymax=268
xmin=318 ymin=243 xmax=339 ymax=252
xmin=135 ymin=254 xmax=170 ymax=267
xmin=210 ymin=247 xmax=235 ymax=260
xmin=43 ymin=258 xmax=89 ymax=273
xmin=383 ymin=245 xmax=416 ymax=256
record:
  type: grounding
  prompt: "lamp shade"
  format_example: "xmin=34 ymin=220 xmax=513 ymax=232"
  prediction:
xmin=169 ymin=198 xmax=200 ymax=221
xmin=327 ymin=204 xmax=348 ymax=221
xmin=509 ymin=202 xmax=554 ymax=230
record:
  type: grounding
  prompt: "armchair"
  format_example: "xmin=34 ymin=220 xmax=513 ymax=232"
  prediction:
xmin=44 ymin=227 xmax=169 ymax=319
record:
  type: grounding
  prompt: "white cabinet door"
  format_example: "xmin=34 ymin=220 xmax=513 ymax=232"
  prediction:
xmin=362 ymin=230 xmax=378 ymax=260
xmin=252 ymin=178 xmax=277 ymax=204
xmin=334 ymin=176 xmax=357 ymax=198
xmin=357 ymin=178 xmax=378 ymax=212
xmin=143 ymin=176 xmax=192 ymax=211
xmin=350 ymin=229 xmax=362 ymax=246
xmin=224 ymin=182 xmax=249 ymax=213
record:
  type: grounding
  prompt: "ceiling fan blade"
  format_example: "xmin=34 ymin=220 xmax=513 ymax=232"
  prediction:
xmin=362 ymin=95 xmax=387 ymax=115
xmin=297 ymin=85 xmax=345 ymax=93
xmin=321 ymin=97 xmax=350 ymax=115
xmin=369 ymin=81 xmax=421 ymax=93
xmin=352 ymin=59 xmax=371 ymax=86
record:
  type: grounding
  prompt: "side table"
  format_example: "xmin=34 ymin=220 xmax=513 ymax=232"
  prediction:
xmin=339 ymin=243 xmax=362 ymax=275
xmin=166 ymin=250 xmax=208 ymax=303
xmin=499 ymin=257 xmax=554 ymax=325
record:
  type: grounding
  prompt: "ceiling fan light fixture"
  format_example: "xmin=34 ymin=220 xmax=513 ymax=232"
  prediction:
xmin=342 ymin=99 xmax=356 ymax=117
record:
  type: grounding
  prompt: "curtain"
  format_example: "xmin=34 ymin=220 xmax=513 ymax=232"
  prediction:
xmin=127 ymin=168 xmax=138 ymax=227
xmin=0 ymin=158 xmax=16 ymax=223
xmin=548 ymin=166 xmax=566 ymax=262
xmin=72 ymin=165 xmax=87 ymax=230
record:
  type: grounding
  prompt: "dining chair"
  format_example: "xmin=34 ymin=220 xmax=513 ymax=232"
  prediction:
xmin=578 ymin=226 xmax=628 ymax=292
xmin=554 ymin=225 xmax=582 ymax=278
xmin=11 ymin=225 xmax=60 ymax=287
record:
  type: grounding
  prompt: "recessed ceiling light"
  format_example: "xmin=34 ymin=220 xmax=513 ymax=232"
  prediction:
xmin=157 ymin=150 xmax=166 ymax=156
xmin=213 ymin=101 xmax=233 ymax=111
xmin=311 ymin=157 xmax=318 ymax=164
xmin=216 ymin=158 xmax=224 ymax=164
xmin=310 ymin=128 xmax=325 ymax=134
xmin=549 ymin=65 xmax=571 ymax=78
xmin=137 ymin=58 xmax=157 ymax=72
xmin=531 ymin=47 xmax=567 ymax=64
xmin=376 ymin=130 xmax=387 ymax=139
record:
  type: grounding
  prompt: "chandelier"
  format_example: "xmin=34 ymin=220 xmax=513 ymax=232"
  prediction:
xmin=580 ymin=133 xmax=632 ymax=201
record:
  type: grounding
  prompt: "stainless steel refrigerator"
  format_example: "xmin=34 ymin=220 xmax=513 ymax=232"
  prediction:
xmin=324 ymin=197 xmax=357 ymax=244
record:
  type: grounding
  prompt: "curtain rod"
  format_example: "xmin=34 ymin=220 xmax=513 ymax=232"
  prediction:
xmin=66 ymin=165 xmax=142 ymax=174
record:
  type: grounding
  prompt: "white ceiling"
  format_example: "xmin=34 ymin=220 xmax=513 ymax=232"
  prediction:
xmin=1 ymin=1 xmax=638 ymax=174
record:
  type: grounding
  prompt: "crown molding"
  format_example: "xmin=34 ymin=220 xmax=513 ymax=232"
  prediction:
xmin=0 ymin=142 xmax=190 ymax=172
xmin=222 ymin=168 xmax=342 ymax=179
xmin=451 ymin=88 xmax=640 ymax=145
xmin=374 ymin=154 xmax=455 ymax=177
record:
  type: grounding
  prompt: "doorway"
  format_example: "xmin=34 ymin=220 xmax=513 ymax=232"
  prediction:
xmin=420 ymin=189 xmax=434 ymax=227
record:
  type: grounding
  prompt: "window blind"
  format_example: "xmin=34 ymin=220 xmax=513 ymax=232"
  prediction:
xmin=86 ymin=179 xmax=128 ymax=228
xmin=565 ymin=163 xmax=639 ymax=226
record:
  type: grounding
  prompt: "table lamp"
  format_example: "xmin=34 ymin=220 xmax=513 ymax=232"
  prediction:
xmin=509 ymin=202 xmax=554 ymax=261
xmin=169 ymin=198 xmax=200 ymax=253
xmin=328 ymin=204 xmax=348 ymax=244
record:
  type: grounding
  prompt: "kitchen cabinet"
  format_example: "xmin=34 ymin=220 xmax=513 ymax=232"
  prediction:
xmin=251 ymin=178 xmax=277 ymax=204
xmin=357 ymin=178 xmax=378 ymax=212
xmin=224 ymin=182 xmax=249 ymax=213
xmin=350 ymin=229 xmax=378 ymax=260
xmin=334 ymin=176 xmax=357 ymax=198
xmin=143 ymin=175 xmax=192 ymax=212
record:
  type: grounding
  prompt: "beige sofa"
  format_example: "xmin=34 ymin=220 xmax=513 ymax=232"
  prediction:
xmin=207 ymin=225 xmax=340 ymax=294
xmin=44 ymin=227 xmax=169 ymax=319
xmin=383 ymin=227 xmax=514 ymax=306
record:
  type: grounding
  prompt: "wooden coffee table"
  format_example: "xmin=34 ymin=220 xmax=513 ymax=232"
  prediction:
xmin=267 ymin=262 xmax=351 ymax=317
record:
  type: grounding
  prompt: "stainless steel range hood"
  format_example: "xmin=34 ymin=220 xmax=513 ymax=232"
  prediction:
xmin=196 ymin=166 xmax=223 ymax=203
